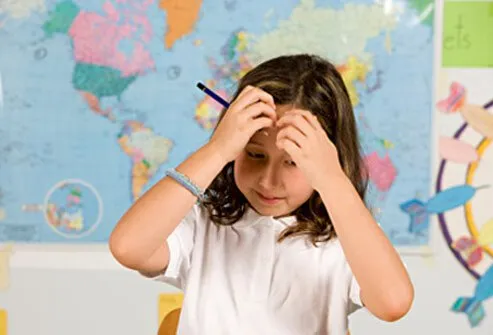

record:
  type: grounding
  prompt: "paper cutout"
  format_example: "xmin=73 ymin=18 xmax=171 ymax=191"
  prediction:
xmin=478 ymin=218 xmax=493 ymax=246
xmin=158 ymin=293 xmax=183 ymax=335
xmin=439 ymin=136 xmax=478 ymax=163
xmin=452 ymin=218 xmax=493 ymax=267
xmin=460 ymin=104 xmax=493 ymax=138
xmin=452 ymin=236 xmax=484 ymax=267
xmin=0 ymin=309 xmax=7 ymax=335
xmin=451 ymin=264 xmax=493 ymax=327
xmin=0 ymin=245 xmax=13 ymax=291
xmin=436 ymin=81 xmax=467 ymax=113
xmin=442 ymin=1 xmax=493 ymax=68
xmin=400 ymin=184 xmax=487 ymax=234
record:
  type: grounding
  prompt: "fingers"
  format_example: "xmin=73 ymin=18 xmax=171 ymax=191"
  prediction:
xmin=242 ymin=102 xmax=277 ymax=123
xmin=276 ymin=125 xmax=306 ymax=148
xmin=247 ymin=116 xmax=275 ymax=135
xmin=295 ymin=109 xmax=321 ymax=130
xmin=276 ymin=138 xmax=301 ymax=161
xmin=235 ymin=85 xmax=255 ymax=101
xmin=232 ymin=86 xmax=276 ymax=112
xmin=276 ymin=112 xmax=314 ymax=137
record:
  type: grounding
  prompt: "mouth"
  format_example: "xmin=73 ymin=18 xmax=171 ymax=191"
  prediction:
xmin=255 ymin=191 xmax=283 ymax=205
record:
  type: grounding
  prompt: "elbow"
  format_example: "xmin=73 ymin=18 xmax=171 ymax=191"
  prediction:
xmin=379 ymin=284 xmax=414 ymax=322
xmin=109 ymin=231 xmax=140 ymax=270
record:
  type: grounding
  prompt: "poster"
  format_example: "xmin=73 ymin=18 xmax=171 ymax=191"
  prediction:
xmin=432 ymin=0 xmax=493 ymax=327
xmin=1 ymin=0 xmax=434 ymax=251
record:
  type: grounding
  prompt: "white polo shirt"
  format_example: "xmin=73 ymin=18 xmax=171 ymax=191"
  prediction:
xmin=152 ymin=204 xmax=363 ymax=335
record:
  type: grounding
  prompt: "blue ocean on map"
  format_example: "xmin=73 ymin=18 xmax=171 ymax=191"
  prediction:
xmin=0 ymin=0 xmax=434 ymax=245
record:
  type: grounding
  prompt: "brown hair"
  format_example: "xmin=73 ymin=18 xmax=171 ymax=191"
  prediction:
xmin=202 ymin=54 xmax=368 ymax=245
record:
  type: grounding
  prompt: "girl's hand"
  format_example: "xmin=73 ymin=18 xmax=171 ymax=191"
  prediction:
xmin=209 ymin=86 xmax=277 ymax=163
xmin=276 ymin=109 xmax=343 ymax=191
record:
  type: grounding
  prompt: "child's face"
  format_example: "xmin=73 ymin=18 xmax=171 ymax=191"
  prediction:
xmin=233 ymin=105 xmax=314 ymax=217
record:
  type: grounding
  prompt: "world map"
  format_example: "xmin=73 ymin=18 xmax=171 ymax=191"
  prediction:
xmin=0 ymin=0 xmax=434 ymax=245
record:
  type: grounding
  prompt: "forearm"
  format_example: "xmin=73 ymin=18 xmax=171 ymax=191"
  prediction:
xmin=319 ymin=173 xmax=413 ymax=321
xmin=109 ymin=142 xmax=226 ymax=268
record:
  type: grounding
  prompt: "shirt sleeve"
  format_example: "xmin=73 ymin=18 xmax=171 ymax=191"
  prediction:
xmin=150 ymin=204 xmax=199 ymax=290
xmin=337 ymin=241 xmax=363 ymax=315
xmin=348 ymin=273 xmax=363 ymax=314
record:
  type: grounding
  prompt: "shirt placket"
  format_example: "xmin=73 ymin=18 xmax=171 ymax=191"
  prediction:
xmin=249 ymin=220 xmax=276 ymax=302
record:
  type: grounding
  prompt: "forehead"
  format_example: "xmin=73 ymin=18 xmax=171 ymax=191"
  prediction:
xmin=275 ymin=104 xmax=295 ymax=117
xmin=249 ymin=130 xmax=273 ymax=144
xmin=248 ymin=104 xmax=296 ymax=145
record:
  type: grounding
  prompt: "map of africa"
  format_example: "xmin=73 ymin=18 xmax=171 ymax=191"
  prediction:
xmin=0 ymin=0 xmax=434 ymax=246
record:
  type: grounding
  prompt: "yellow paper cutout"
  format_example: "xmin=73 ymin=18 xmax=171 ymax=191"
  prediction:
xmin=0 ymin=309 xmax=7 ymax=335
xmin=0 ymin=245 xmax=13 ymax=291
xmin=478 ymin=218 xmax=493 ymax=246
xmin=158 ymin=293 xmax=183 ymax=335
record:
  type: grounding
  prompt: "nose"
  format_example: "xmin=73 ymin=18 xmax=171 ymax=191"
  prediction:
xmin=257 ymin=162 xmax=281 ymax=190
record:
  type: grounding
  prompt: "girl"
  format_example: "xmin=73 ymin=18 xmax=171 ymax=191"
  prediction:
xmin=110 ymin=54 xmax=414 ymax=334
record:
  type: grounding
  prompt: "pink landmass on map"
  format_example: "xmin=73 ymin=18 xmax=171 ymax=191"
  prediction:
xmin=68 ymin=0 xmax=154 ymax=76
xmin=364 ymin=152 xmax=397 ymax=192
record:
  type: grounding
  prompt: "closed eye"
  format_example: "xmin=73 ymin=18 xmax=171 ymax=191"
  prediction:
xmin=285 ymin=160 xmax=296 ymax=166
xmin=246 ymin=151 xmax=265 ymax=159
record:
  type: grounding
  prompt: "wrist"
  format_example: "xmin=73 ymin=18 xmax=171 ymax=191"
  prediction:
xmin=318 ymin=170 xmax=353 ymax=200
xmin=204 ymin=140 xmax=232 ymax=166
xmin=170 ymin=142 xmax=229 ymax=192
xmin=201 ymin=141 xmax=230 ymax=169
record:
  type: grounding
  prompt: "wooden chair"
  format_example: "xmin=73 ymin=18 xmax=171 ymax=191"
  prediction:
xmin=158 ymin=308 xmax=181 ymax=335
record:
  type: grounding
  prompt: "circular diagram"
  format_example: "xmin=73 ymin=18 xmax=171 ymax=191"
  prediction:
xmin=43 ymin=179 xmax=103 ymax=238
xmin=435 ymin=81 xmax=493 ymax=327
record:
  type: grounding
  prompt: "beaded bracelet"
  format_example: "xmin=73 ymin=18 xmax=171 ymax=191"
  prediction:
xmin=165 ymin=168 xmax=205 ymax=203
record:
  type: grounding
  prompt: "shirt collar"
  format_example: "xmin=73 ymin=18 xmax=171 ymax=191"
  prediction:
xmin=233 ymin=205 xmax=297 ymax=228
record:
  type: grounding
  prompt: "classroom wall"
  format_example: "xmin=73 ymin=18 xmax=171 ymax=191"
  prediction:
xmin=0 ymin=232 xmax=489 ymax=335
xmin=1 ymin=0 xmax=492 ymax=334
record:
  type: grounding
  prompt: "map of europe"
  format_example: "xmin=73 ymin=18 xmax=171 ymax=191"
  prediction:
xmin=0 ymin=0 xmax=434 ymax=246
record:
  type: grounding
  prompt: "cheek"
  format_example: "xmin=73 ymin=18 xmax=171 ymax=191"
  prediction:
xmin=285 ymin=170 xmax=313 ymax=200
xmin=234 ymin=154 xmax=255 ymax=190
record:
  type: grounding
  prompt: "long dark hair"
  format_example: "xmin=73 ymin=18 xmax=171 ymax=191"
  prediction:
xmin=202 ymin=54 xmax=368 ymax=245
